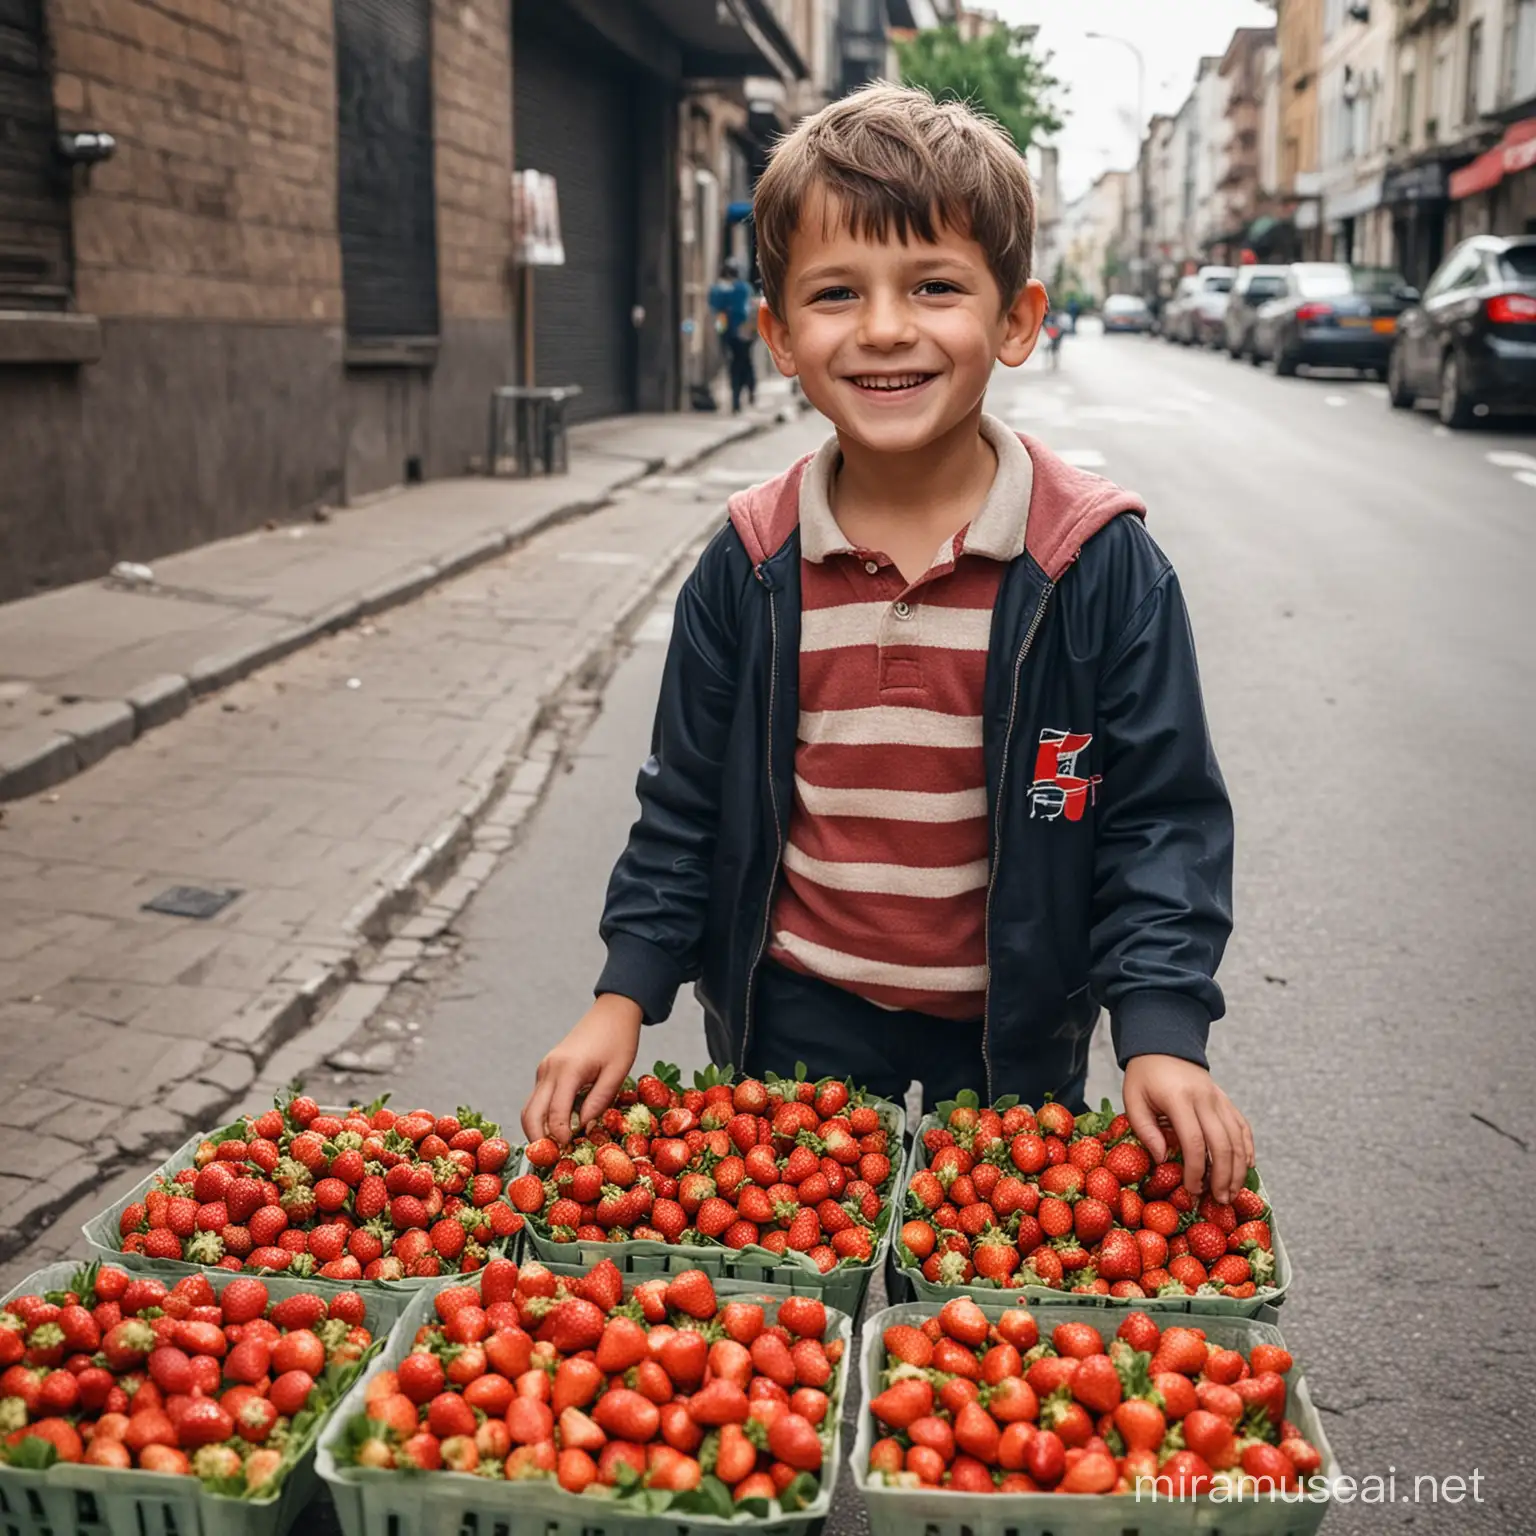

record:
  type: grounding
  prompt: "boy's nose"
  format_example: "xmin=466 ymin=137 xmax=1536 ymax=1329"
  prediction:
xmin=857 ymin=293 xmax=917 ymax=350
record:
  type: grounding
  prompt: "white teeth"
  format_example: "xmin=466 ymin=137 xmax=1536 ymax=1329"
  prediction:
xmin=853 ymin=374 xmax=929 ymax=390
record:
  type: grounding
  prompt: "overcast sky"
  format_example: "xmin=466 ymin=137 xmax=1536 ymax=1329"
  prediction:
xmin=987 ymin=0 xmax=1277 ymax=201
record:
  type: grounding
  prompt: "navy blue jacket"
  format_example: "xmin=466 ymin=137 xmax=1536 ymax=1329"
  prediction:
xmin=595 ymin=433 xmax=1233 ymax=1104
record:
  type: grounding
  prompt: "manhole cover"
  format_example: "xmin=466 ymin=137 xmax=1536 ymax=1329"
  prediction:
xmin=142 ymin=885 xmax=242 ymax=920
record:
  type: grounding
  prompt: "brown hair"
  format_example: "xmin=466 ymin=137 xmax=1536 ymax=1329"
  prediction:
xmin=753 ymin=82 xmax=1036 ymax=316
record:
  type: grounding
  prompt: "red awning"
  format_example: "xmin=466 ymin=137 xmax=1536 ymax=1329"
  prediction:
xmin=1452 ymin=116 xmax=1536 ymax=200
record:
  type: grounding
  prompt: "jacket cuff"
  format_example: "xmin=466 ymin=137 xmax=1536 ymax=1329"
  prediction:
xmin=1111 ymin=990 xmax=1211 ymax=1069
xmin=595 ymin=933 xmax=684 ymax=1026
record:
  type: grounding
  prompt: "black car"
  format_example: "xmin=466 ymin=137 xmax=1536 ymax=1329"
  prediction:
xmin=1387 ymin=235 xmax=1536 ymax=427
xmin=1223 ymin=265 xmax=1289 ymax=359
xmin=1251 ymin=263 xmax=1417 ymax=376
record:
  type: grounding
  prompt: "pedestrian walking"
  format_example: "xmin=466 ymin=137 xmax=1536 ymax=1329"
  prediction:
xmin=708 ymin=258 xmax=757 ymax=413
xmin=524 ymin=83 xmax=1251 ymax=1201
xmin=1067 ymin=294 xmax=1081 ymax=334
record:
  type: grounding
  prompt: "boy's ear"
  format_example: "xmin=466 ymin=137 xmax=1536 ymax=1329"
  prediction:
xmin=757 ymin=301 xmax=798 ymax=378
xmin=998 ymin=279 xmax=1050 ymax=368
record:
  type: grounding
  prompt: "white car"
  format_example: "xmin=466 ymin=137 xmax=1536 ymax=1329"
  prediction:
xmin=1164 ymin=267 xmax=1236 ymax=346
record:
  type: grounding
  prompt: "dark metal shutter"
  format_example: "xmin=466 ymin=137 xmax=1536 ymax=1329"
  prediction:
xmin=335 ymin=0 xmax=439 ymax=342
xmin=513 ymin=23 xmax=637 ymax=420
xmin=0 ymin=0 xmax=70 ymax=309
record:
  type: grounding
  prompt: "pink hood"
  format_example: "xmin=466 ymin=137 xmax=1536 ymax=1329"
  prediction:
xmin=727 ymin=431 xmax=1144 ymax=582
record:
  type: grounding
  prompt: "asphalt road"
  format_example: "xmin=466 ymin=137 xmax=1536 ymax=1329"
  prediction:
xmin=334 ymin=331 xmax=1536 ymax=1532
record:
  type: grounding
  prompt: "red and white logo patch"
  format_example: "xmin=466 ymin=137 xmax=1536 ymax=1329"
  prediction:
xmin=1028 ymin=728 xmax=1102 ymax=822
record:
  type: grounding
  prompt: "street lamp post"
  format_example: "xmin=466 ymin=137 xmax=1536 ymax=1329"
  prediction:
xmin=1085 ymin=30 xmax=1148 ymax=297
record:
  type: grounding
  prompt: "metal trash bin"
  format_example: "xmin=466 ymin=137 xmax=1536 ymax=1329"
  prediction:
xmin=487 ymin=384 xmax=582 ymax=476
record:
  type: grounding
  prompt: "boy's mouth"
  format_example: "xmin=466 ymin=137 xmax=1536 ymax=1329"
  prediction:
xmin=846 ymin=372 xmax=936 ymax=396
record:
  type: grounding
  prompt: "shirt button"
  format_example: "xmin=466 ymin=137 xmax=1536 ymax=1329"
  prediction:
xmin=864 ymin=560 xmax=880 ymax=575
xmin=893 ymin=600 xmax=912 ymax=619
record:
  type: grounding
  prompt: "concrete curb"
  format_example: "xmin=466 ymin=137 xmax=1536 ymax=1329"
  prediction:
xmin=0 ymin=418 xmax=766 ymax=803
xmin=0 ymin=413 xmax=787 ymax=1266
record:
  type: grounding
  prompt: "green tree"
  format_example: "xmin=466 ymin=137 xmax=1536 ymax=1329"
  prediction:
xmin=895 ymin=24 xmax=1066 ymax=155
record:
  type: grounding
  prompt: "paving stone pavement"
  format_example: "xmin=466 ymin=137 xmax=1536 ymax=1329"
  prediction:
xmin=0 ymin=407 xmax=786 ymax=802
xmin=0 ymin=408 xmax=828 ymax=1288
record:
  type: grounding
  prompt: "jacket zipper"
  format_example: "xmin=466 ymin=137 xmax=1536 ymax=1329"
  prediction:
xmin=980 ymin=579 xmax=1055 ymax=1101
xmin=741 ymin=567 xmax=785 ymax=1069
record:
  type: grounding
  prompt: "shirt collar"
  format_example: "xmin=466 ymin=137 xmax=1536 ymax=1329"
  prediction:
xmin=798 ymin=413 xmax=1033 ymax=565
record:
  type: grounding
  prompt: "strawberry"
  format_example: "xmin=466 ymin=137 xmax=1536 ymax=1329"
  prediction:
xmin=1233 ymin=1185 xmax=1267 ymax=1221
xmin=1231 ymin=1219 xmax=1273 ymax=1252
xmin=1072 ymin=1196 xmax=1113 ymax=1243
xmin=1104 ymin=1140 xmax=1151 ymax=1185
xmin=785 ymin=1209 xmax=820 ymax=1252
xmin=1185 ymin=1220 xmax=1228 ymax=1264
xmin=1142 ymin=1161 xmax=1183 ymax=1198
xmin=1097 ymin=1229 xmax=1143 ymax=1281
xmin=813 ymin=1080 xmax=850 ymax=1119
xmin=651 ymin=1198 xmax=688 ymax=1241
xmin=831 ymin=1226 xmax=873 ymax=1260
xmin=882 ymin=1323 xmax=932 ymax=1368
xmin=870 ymin=1377 xmax=933 ymax=1430
xmin=390 ymin=1196 xmax=428 ymax=1231
xmin=508 ymin=1174 xmax=545 ymax=1213
xmin=665 ymin=1269 xmax=717 ymax=1320
xmin=972 ymin=1228 xmax=1019 ymax=1281
xmin=767 ymin=1409 xmax=822 ymax=1471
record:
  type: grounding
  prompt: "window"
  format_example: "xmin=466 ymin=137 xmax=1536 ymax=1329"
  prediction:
xmin=0 ymin=0 xmax=72 ymax=310
xmin=1464 ymin=20 xmax=1483 ymax=123
xmin=334 ymin=0 xmax=440 ymax=346
xmin=1498 ymin=246 xmax=1536 ymax=280
xmin=1504 ymin=0 xmax=1536 ymax=104
xmin=1398 ymin=66 xmax=1416 ymax=146
xmin=1423 ymin=247 xmax=1480 ymax=298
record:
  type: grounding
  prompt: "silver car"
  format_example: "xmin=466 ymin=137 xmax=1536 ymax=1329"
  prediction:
xmin=1223 ymin=265 xmax=1289 ymax=359
xmin=1163 ymin=267 xmax=1235 ymax=345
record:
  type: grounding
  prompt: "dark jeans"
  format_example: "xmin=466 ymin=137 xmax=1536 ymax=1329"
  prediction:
xmin=724 ymin=334 xmax=756 ymax=412
xmin=741 ymin=962 xmax=1087 ymax=1115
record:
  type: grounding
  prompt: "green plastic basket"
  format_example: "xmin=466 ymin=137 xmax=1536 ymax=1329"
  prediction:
xmin=522 ymin=1093 xmax=907 ymax=1323
xmin=0 ymin=1258 xmax=413 ymax=1536
xmin=317 ymin=1270 xmax=853 ymax=1536
xmin=852 ymin=1297 xmax=1339 ymax=1536
xmin=892 ymin=1112 xmax=1292 ymax=1316
xmin=81 ymin=1112 xmax=514 ymax=1298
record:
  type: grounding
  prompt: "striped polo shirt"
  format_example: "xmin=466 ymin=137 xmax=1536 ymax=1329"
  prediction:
xmin=767 ymin=415 xmax=1034 ymax=1019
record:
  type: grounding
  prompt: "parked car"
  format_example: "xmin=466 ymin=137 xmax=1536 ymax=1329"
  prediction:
xmin=1102 ymin=294 xmax=1153 ymax=334
xmin=1386 ymin=235 xmax=1536 ymax=427
xmin=1251 ymin=263 xmax=1417 ymax=376
xmin=1223 ymin=265 xmax=1289 ymax=358
xmin=1163 ymin=267 xmax=1235 ymax=346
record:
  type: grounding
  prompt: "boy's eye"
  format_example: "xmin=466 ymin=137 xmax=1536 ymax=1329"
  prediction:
xmin=917 ymin=280 xmax=960 ymax=296
xmin=810 ymin=286 xmax=856 ymax=303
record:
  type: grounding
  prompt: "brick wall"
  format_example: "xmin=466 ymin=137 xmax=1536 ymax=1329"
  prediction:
xmin=433 ymin=0 xmax=515 ymax=320
xmin=47 ymin=0 xmax=344 ymax=323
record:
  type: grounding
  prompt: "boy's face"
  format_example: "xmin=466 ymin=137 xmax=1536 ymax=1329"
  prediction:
xmin=759 ymin=189 xmax=1046 ymax=457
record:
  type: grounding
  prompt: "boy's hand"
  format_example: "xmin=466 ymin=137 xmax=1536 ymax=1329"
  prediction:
xmin=1122 ymin=1055 xmax=1254 ymax=1204
xmin=522 ymin=995 xmax=644 ymax=1146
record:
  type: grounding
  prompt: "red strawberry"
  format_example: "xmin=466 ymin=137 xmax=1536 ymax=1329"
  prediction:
xmin=1073 ymin=1197 xmax=1113 ymax=1244
xmin=664 ymin=1269 xmax=717 ymax=1320
xmin=390 ymin=1196 xmax=428 ymax=1231
xmin=548 ymin=1299 xmax=605 ymax=1354
xmin=784 ymin=1209 xmax=820 ymax=1252
xmin=1142 ymin=1161 xmax=1183 ymax=1198
xmin=1105 ymin=1141 xmax=1152 ymax=1185
xmin=1185 ymin=1221 xmax=1228 ymax=1265
xmin=1097 ymin=1229 xmax=1143 ymax=1281
xmin=869 ymin=1377 xmax=933 ymax=1430
xmin=1233 ymin=1186 xmax=1267 ymax=1222
xmin=430 ymin=1219 xmax=467 ymax=1260
xmin=972 ymin=1228 xmax=1019 ymax=1281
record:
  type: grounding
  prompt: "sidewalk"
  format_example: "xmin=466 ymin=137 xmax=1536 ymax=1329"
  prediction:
xmin=0 ymin=399 xmax=821 ymax=1285
xmin=0 ymin=399 xmax=791 ymax=801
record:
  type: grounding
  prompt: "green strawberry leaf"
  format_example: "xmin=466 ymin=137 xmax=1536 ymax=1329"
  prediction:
xmin=993 ymin=1094 xmax=1020 ymax=1111
xmin=956 ymin=1088 xmax=980 ymax=1110
xmin=794 ymin=1061 xmax=808 ymax=1080
xmin=780 ymin=1472 xmax=821 ymax=1511
xmin=3 ymin=1436 xmax=58 ymax=1470
xmin=1245 ymin=1165 xmax=1262 ymax=1192
xmin=670 ymin=1474 xmax=736 ymax=1519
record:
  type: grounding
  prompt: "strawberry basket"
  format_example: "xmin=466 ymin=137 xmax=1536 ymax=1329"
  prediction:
xmin=82 ymin=1097 xmax=523 ymax=1296
xmin=851 ymin=1296 xmax=1339 ymax=1536
xmin=516 ymin=1064 xmax=906 ymax=1321
xmin=891 ymin=1096 xmax=1292 ymax=1317
xmin=0 ymin=1258 xmax=410 ymax=1536
xmin=316 ymin=1261 xmax=853 ymax=1536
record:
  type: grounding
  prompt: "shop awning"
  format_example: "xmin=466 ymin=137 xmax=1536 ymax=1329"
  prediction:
xmin=1450 ymin=116 xmax=1536 ymax=199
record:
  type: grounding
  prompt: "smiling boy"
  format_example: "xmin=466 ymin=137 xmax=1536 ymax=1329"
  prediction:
xmin=523 ymin=85 xmax=1251 ymax=1199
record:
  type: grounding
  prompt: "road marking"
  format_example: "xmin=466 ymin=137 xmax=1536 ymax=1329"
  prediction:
xmin=1515 ymin=471 xmax=1536 ymax=491
xmin=1362 ymin=384 xmax=1389 ymax=399
xmin=635 ymin=606 xmax=674 ymax=644
xmin=1433 ymin=425 xmax=1451 ymax=437
xmin=1057 ymin=449 xmax=1107 ymax=468
xmin=1487 ymin=451 xmax=1536 ymax=472
xmin=1323 ymin=395 xmax=1348 ymax=407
